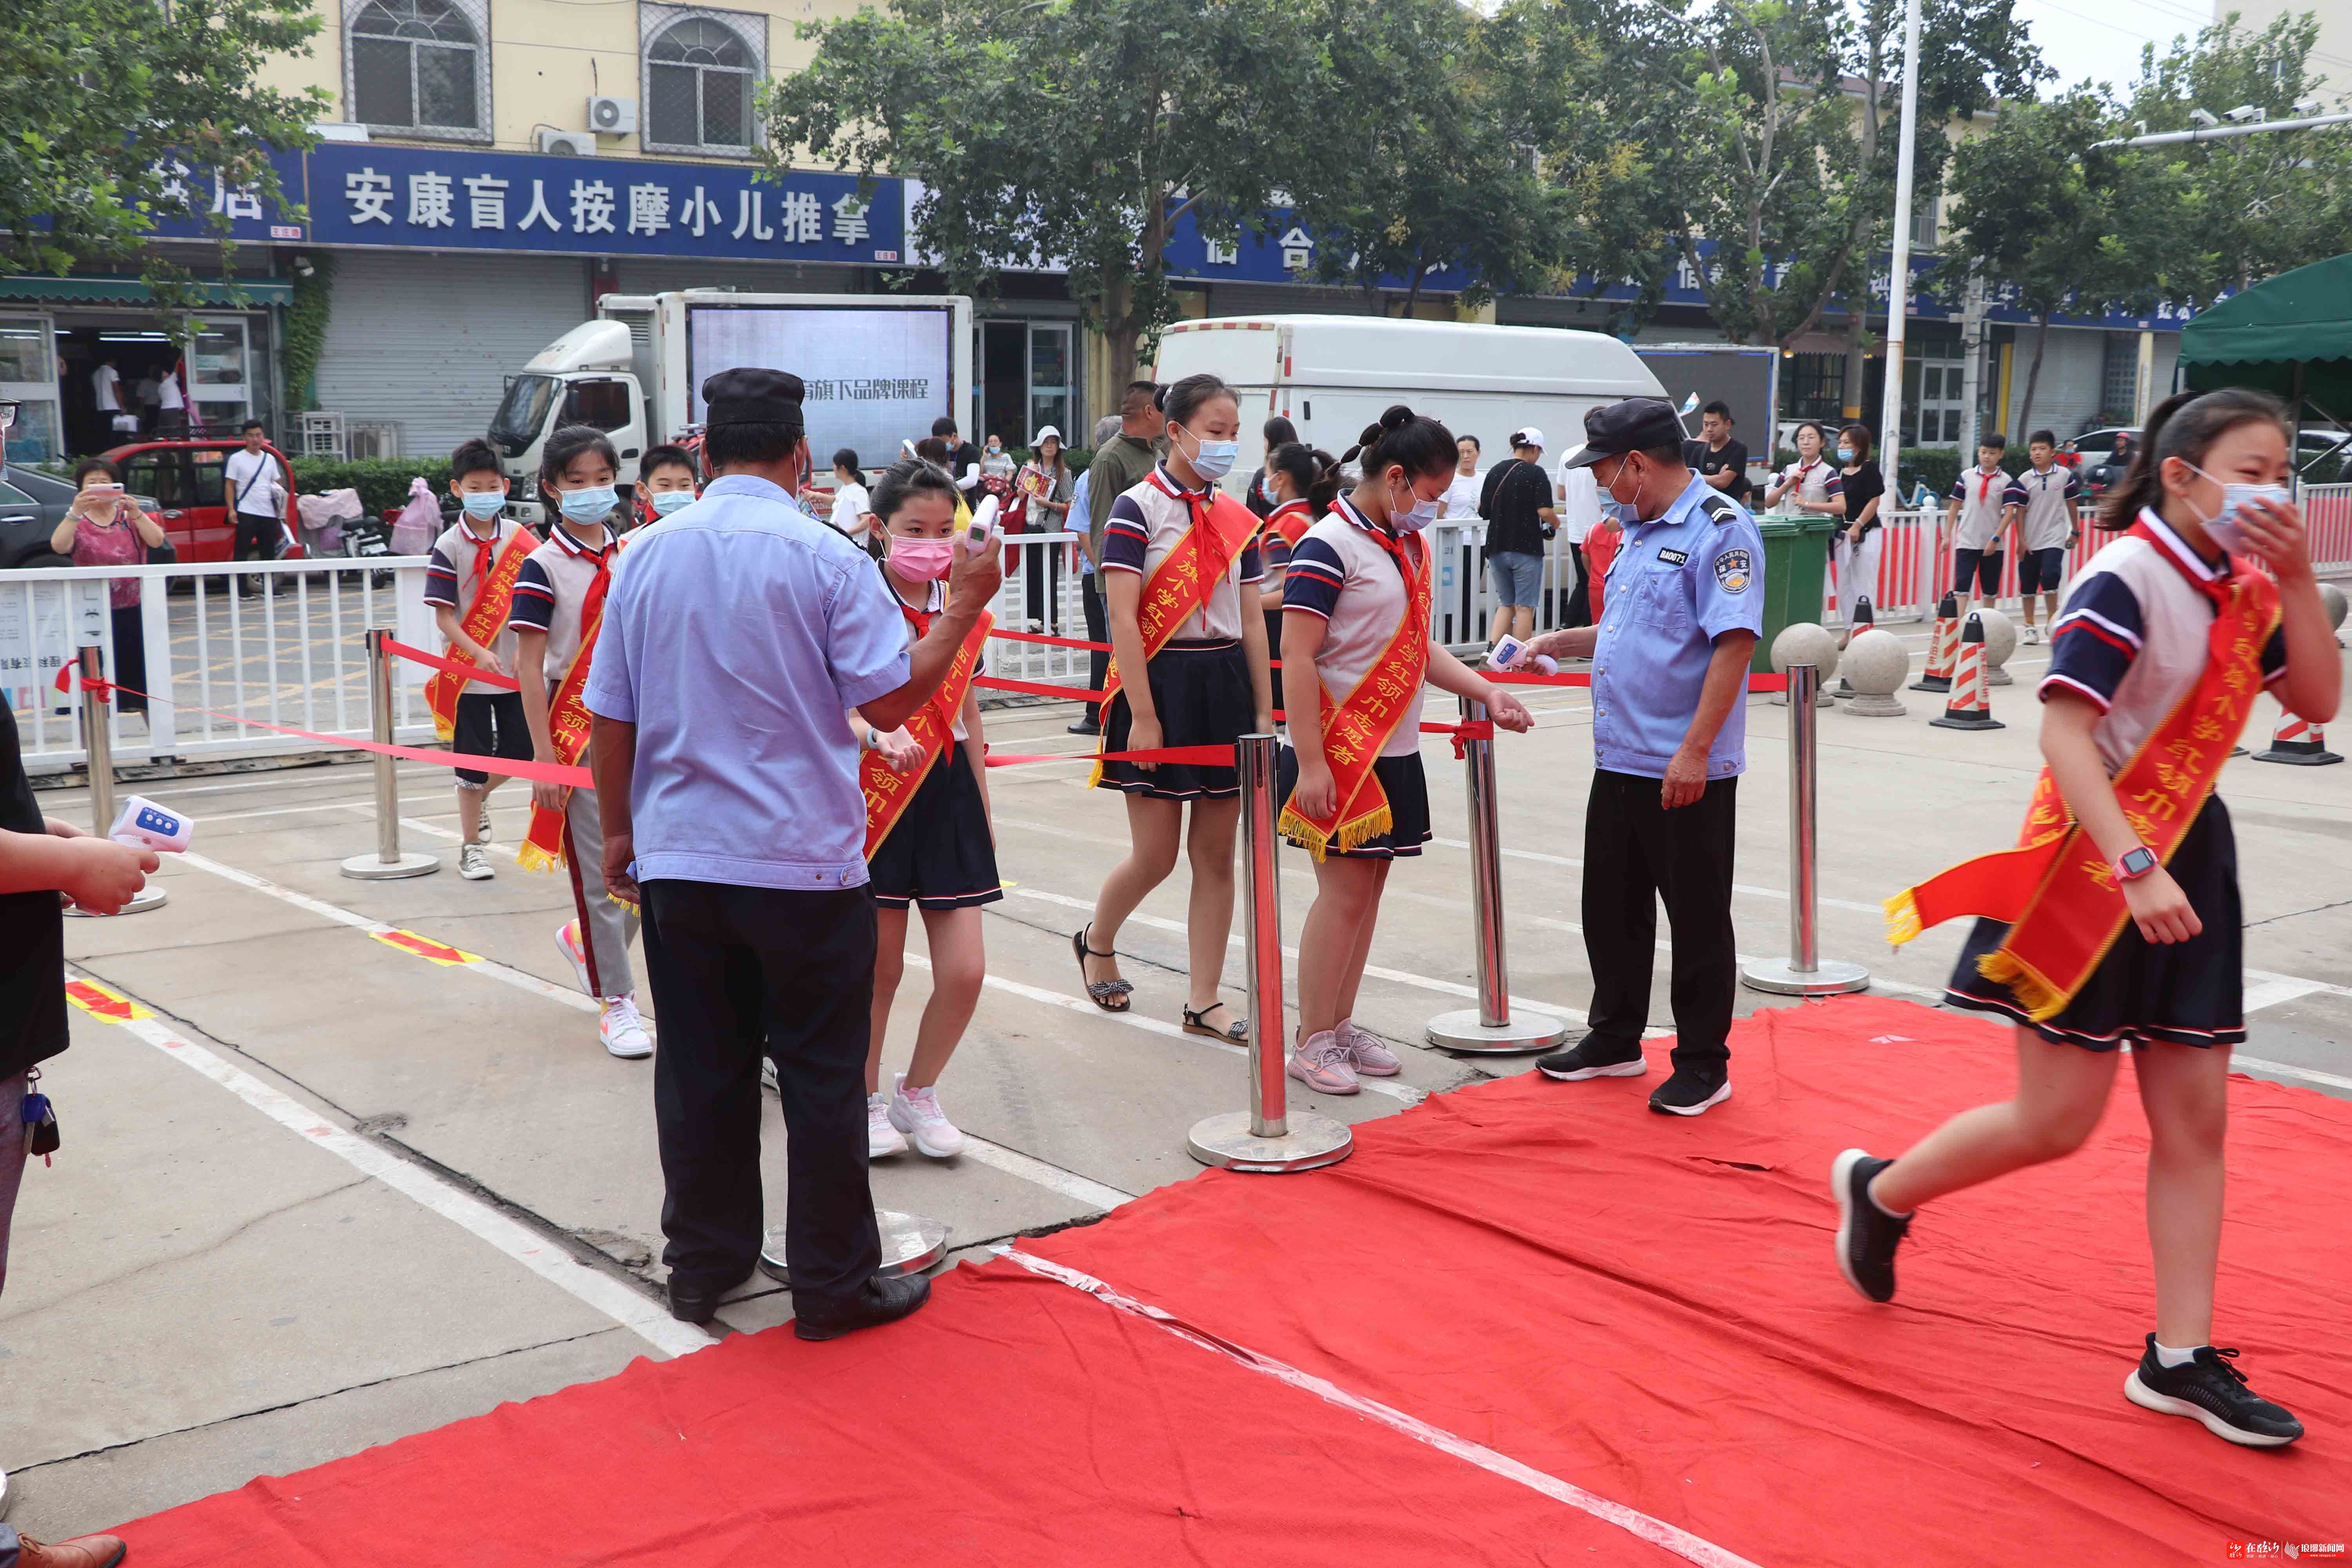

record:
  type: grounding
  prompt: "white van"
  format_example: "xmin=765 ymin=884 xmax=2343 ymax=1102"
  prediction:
xmin=1149 ymin=315 xmax=1669 ymax=495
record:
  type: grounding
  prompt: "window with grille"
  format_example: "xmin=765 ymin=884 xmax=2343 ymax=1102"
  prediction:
xmin=349 ymin=0 xmax=487 ymax=137
xmin=644 ymin=11 xmax=760 ymax=153
xmin=2100 ymin=332 xmax=2140 ymax=424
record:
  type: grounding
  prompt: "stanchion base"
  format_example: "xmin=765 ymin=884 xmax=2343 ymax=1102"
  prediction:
xmin=1425 ymin=1007 xmax=1569 ymax=1054
xmin=1185 ymin=1110 xmax=1353 ymax=1172
xmin=1740 ymin=956 xmax=1871 ymax=996
xmin=339 ymin=851 xmax=440 ymax=880
xmin=63 ymin=882 xmax=169 ymax=918
xmin=760 ymin=1208 xmax=947 ymax=1286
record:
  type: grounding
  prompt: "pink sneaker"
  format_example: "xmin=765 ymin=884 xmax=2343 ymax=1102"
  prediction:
xmin=1287 ymin=1030 xmax=1360 ymax=1095
xmin=1338 ymin=1018 xmax=1402 ymax=1076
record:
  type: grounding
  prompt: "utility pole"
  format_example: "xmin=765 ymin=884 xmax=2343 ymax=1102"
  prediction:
xmin=1875 ymin=0 xmax=1923 ymax=489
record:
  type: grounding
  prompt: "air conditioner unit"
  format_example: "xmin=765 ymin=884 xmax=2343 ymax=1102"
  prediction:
xmin=536 ymin=129 xmax=598 ymax=157
xmin=347 ymin=421 xmax=403 ymax=461
xmin=587 ymin=96 xmax=637 ymax=135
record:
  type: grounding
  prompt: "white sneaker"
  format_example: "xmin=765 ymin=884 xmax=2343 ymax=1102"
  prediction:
xmin=867 ymin=1093 xmax=907 ymax=1157
xmin=555 ymin=920 xmax=592 ymax=995
xmin=2022 ymin=624 xmax=2043 ymax=644
xmin=888 ymin=1074 xmax=966 ymax=1158
xmin=458 ymin=842 xmax=493 ymax=880
xmin=474 ymin=813 xmax=494 ymax=845
xmin=599 ymin=995 xmax=652 ymax=1059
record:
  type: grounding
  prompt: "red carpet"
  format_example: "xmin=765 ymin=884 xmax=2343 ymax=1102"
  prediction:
xmin=117 ymin=996 xmax=2350 ymax=1564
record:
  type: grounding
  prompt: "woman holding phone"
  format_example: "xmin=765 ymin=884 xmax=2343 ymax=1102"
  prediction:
xmin=51 ymin=458 xmax=168 ymax=717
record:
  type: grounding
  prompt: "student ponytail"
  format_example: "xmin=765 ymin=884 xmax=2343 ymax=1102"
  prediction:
xmin=1343 ymin=405 xmax=1455 ymax=484
xmin=2096 ymin=388 xmax=2290 ymax=532
xmin=1268 ymin=441 xmax=1334 ymax=508
xmin=1305 ymin=448 xmax=1347 ymax=515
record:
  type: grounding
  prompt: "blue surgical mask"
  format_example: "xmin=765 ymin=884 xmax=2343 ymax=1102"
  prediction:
xmin=1835 ymin=446 xmax=1855 ymax=464
xmin=648 ymin=489 xmax=695 ymax=517
xmin=2187 ymin=463 xmax=2291 ymax=554
xmin=460 ymin=490 xmax=506 ymax=520
xmin=1259 ymin=477 xmax=1278 ymax=505
xmin=1179 ymin=427 xmax=1239 ymax=481
xmin=557 ymin=485 xmax=619 ymax=524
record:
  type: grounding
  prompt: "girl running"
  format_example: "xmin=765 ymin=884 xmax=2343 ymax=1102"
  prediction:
xmin=849 ymin=459 xmax=1000 ymax=1160
xmin=1276 ymin=406 xmax=1533 ymax=1093
xmin=1838 ymin=388 xmax=2340 ymax=1447
xmin=1074 ymin=374 xmax=1275 ymax=1043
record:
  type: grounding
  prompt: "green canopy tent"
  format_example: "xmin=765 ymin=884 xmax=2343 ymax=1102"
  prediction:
xmin=2179 ymin=254 xmax=2352 ymax=477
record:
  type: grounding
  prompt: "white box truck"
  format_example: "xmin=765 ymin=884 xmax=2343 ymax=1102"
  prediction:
xmin=1149 ymin=315 xmax=1668 ymax=495
xmin=490 ymin=291 xmax=975 ymax=523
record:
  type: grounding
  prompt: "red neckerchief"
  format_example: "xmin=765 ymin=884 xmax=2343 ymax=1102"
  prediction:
xmin=1332 ymin=495 xmax=1424 ymax=581
xmin=2127 ymin=508 xmax=2230 ymax=608
xmin=1976 ymin=468 xmax=2001 ymax=506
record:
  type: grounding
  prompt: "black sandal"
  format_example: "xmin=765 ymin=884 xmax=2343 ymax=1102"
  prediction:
xmin=1073 ymin=925 xmax=1133 ymax=1013
xmin=1182 ymin=1002 xmax=1250 ymax=1043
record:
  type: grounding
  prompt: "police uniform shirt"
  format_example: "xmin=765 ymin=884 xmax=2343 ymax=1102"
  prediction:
xmin=1949 ymin=466 xmax=2013 ymax=552
xmin=1590 ymin=474 xmax=1766 ymax=781
xmin=2042 ymin=510 xmax=2287 ymax=775
xmin=1101 ymin=463 xmax=1266 ymax=640
xmin=2009 ymin=465 xmax=2082 ymax=552
xmin=1281 ymin=496 xmax=1425 ymax=759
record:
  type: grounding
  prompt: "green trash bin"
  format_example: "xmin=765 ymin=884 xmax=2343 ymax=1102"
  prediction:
xmin=1749 ymin=514 xmax=1837 ymax=673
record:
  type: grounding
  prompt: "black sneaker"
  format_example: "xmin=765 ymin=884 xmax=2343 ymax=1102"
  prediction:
xmin=793 ymin=1271 xmax=933 ymax=1342
xmin=2123 ymin=1338 xmax=2305 ymax=1446
xmin=1832 ymin=1148 xmax=1910 ymax=1303
xmin=1648 ymin=1067 xmax=1731 ymax=1116
xmin=1536 ymin=1035 xmax=1647 ymax=1080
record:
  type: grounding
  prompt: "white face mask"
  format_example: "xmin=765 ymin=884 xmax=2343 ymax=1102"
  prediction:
xmin=1387 ymin=478 xmax=1442 ymax=532
xmin=2186 ymin=462 xmax=2290 ymax=554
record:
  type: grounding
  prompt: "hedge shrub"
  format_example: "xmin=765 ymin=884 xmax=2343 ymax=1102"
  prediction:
xmin=289 ymin=456 xmax=452 ymax=515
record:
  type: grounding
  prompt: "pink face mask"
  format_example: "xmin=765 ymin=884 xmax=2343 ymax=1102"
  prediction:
xmin=887 ymin=534 xmax=956 ymax=581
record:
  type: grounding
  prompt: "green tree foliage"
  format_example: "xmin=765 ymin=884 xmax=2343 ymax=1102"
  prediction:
xmin=0 ymin=0 xmax=327 ymax=302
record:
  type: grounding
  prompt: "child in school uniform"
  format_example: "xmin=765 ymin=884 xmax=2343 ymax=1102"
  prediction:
xmin=635 ymin=444 xmax=699 ymax=530
xmin=2009 ymin=429 xmax=2083 ymax=642
xmin=1276 ymin=406 xmax=1533 ymax=1094
xmin=1254 ymin=440 xmax=1333 ymax=655
xmin=423 ymin=438 xmax=534 ymax=881
xmin=847 ymin=459 xmax=998 ymax=1160
xmin=510 ymin=425 xmax=649 ymax=1061
xmin=1945 ymin=433 xmax=2013 ymax=603
xmin=1762 ymin=419 xmax=1847 ymax=525
xmin=1840 ymin=388 xmax=2340 ymax=1448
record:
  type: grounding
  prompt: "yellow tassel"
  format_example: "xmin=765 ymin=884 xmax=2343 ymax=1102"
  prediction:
xmin=606 ymin=892 xmax=639 ymax=915
xmin=1085 ymin=759 xmax=1105 ymax=791
xmin=513 ymin=839 xmax=562 ymax=874
xmin=1331 ymin=805 xmax=1392 ymax=853
xmin=1276 ymin=803 xmax=1330 ymax=862
xmin=432 ymin=714 xmax=456 ymax=744
xmin=1882 ymin=889 xmax=1924 ymax=947
xmin=1976 ymin=947 xmax=2067 ymax=1021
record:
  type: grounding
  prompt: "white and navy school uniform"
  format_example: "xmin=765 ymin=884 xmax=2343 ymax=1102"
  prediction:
xmin=1773 ymin=457 xmax=1843 ymax=514
xmin=1258 ymin=497 xmax=1315 ymax=652
xmin=1944 ymin=512 xmax=2289 ymax=1050
xmin=424 ymin=515 xmax=532 ymax=788
xmin=2009 ymin=465 xmax=2082 ymax=595
xmin=865 ymin=573 xmax=1003 ymax=912
xmin=1948 ymin=466 xmax=2012 ymax=594
xmin=1097 ymin=463 xmax=1266 ymax=800
xmin=1274 ymin=496 xmax=1433 ymax=858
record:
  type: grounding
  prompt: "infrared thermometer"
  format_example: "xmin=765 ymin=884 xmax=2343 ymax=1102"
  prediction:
xmin=108 ymin=796 xmax=193 ymax=854
xmin=961 ymin=495 xmax=1001 ymax=560
xmin=1488 ymin=634 xmax=1558 ymax=677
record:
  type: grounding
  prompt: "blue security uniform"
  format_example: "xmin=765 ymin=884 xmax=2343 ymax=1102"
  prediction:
xmin=1581 ymin=471 xmax=1764 ymax=1079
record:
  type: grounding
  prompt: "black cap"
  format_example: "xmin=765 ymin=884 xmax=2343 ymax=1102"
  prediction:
xmin=702 ymin=367 xmax=806 ymax=430
xmin=1560 ymin=397 xmax=1684 ymax=470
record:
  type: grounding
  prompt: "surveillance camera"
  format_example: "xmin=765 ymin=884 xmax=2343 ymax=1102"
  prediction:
xmin=2224 ymin=104 xmax=2264 ymax=122
xmin=2292 ymin=97 xmax=2321 ymax=114
xmin=2189 ymin=108 xmax=2220 ymax=127
xmin=293 ymin=256 xmax=315 ymax=278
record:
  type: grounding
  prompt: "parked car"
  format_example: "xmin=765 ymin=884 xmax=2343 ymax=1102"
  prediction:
xmin=2057 ymin=428 xmax=2139 ymax=498
xmin=0 ymin=464 xmax=165 ymax=570
xmin=97 ymin=438 xmax=304 ymax=564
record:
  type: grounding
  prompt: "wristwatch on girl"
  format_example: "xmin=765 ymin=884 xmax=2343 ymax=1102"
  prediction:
xmin=2115 ymin=845 xmax=2158 ymax=882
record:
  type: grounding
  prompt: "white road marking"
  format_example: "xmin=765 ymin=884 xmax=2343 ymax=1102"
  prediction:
xmin=2232 ymin=1054 xmax=2352 ymax=1093
xmin=996 ymin=1247 xmax=1762 ymax=1568
xmin=80 ymin=969 xmax=712 ymax=1359
xmin=1431 ymin=835 xmax=1887 ymax=915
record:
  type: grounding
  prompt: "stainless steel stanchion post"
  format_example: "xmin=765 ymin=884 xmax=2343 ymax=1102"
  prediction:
xmin=1427 ymin=696 xmax=1566 ymax=1052
xmin=339 ymin=627 xmax=439 ymax=880
xmin=1740 ymin=662 xmax=1869 ymax=995
xmin=66 ymin=642 xmax=167 ymax=917
xmin=1187 ymin=733 xmax=1352 ymax=1172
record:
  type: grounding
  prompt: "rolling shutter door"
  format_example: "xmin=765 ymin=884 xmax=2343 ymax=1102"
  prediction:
xmin=313 ymin=252 xmax=589 ymax=458
xmin=610 ymin=260 xmax=857 ymax=294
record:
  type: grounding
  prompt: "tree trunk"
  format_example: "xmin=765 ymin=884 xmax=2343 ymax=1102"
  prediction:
xmin=1104 ymin=269 xmax=1141 ymax=388
xmin=1401 ymin=249 xmax=1427 ymax=320
xmin=2015 ymin=313 xmax=2051 ymax=443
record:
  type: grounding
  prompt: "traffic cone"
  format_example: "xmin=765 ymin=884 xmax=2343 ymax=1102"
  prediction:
xmin=1829 ymin=596 xmax=1872 ymax=696
xmin=2251 ymin=715 xmax=2343 ymax=766
xmin=1930 ymin=613 xmax=2004 ymax=730
xmin=1910 ymin=592 xmax=1960 ymax=692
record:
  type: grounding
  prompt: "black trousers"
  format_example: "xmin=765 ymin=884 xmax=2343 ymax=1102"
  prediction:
xmin=643 ymin=879 xmax=880 ymax=1310
xmin=1581 ymin=769 xmax=1739 ymax=1071
xmin=1080 ymin=570 xmax=1109 ymax=724
xmin=232 ymin=510 xmax=280 ymax=594
xmin=1564 ymin=543 xmax=1593 ymax=628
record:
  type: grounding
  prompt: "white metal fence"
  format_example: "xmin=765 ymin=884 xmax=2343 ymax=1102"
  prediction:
xmin=0 ymin=558 xmax=440 ymax=776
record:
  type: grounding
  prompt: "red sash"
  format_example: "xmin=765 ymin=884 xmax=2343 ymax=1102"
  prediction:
xmin=425 ymin=526 xmax=534 ymax=740
xmin=1264 ymin=499 xmax=1316 ymax=550
xmin=1086 ymin=479 xmax=1261 ymax=786
xmin=1886 ymin=520 xmax=2281 ymax=1018
xmin=516 ymin=541 xmax=616 ymax=873
xmin=862 ymin=596 xmax=993 ymax=857
xmin=1276 ymin=508 xmax=1432 ymax=858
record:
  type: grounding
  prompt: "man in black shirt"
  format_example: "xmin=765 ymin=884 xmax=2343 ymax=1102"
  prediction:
xmin=1683 ymin=401 xmax=1751 ymax=506
xmin=931 ymin=416 xmax=985 ymax=505
xmin=0 ymin=706 xmax=153 ymax=1566
xmin=1477 ymin=427 xmax=1559 ymax=642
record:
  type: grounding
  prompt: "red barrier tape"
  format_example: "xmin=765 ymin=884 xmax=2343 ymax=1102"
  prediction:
xmin=385 ymin=638 xmax=521 ymax=692
xmin=976 ymin=674 xmax=1107 ymax=702
xmin=987 ymin=627 xmax=1111 ymax=652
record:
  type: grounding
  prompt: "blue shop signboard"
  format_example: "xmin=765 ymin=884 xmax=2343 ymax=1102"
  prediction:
xmin=1163 ymin=207 xmax=1471 ymax=293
